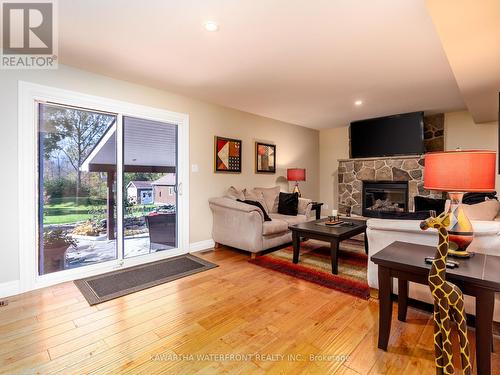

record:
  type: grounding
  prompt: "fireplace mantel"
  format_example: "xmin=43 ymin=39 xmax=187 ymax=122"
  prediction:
xmin=337 ymin=155 xmax=441 ymax=215
xmin=338 ymin=154 xmax=424 ymax=163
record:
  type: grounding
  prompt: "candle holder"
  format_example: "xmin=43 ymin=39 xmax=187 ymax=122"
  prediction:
xmin=331 ymin=209 xmax=339 ymax=221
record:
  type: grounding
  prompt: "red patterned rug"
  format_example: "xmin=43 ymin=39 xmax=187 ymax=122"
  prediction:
xmin=249 ymin=239 xmax=369 ymax=299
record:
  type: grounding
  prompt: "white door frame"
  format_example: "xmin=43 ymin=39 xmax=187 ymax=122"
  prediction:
xmin=18 ymin=81 xmax=190 ymax=292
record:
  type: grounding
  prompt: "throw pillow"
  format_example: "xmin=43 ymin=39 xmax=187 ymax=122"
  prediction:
xmin=414 ymin=196 xmax=446 ymax=215
xmin=225 ymin=186 xmax=245 ymax=201
xmin=297 ymin=198 xmax=310 ymax=215
xmin=462 ymin=199 xmax=500 ymax=221
xmin=236 ymin=199 xmax=272 ymax=221
xmin=463 ymin=192 xmax=498 ymax=205
xmin=243 ymin=189 xmax=269 ymax=213
xmin=278 ymin=192 xmax=299 ymax=216
xmin=252 ymin=186 xmax=281 ymax=213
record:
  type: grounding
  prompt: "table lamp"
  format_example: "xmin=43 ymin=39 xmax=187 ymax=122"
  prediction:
xmin=287 ymin=168 xmax=306 ymax=197
xmin=424 ymin=150 xmax=496 ymax=257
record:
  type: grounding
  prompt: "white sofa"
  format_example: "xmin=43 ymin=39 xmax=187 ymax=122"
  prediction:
xmin=367 ymin=218 xmax=500 ymax=322
xmin=209 ymin=186 xmax=313 ymax=256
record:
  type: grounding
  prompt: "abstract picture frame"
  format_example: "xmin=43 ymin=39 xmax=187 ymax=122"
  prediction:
xmin=214 ymin=136 xmax=242 ymax=173
xmin=255 ymin=142 xmax=276 ymax=174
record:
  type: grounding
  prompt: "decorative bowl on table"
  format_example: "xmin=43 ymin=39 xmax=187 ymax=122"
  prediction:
xmin=325 ymin=216 xmax=342 ymax=226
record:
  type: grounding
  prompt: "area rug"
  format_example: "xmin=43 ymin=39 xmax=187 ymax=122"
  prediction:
xmin=249 ymin=239 xmax=369 ymax=299
xmin=75 ymin=254 xmax=218 ymax=305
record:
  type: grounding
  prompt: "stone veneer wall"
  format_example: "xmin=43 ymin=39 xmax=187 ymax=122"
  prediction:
xmin=338 ymin=156 xmax=442 ymax=215
xmin=424 ymin=114 xmax=445 ymax=152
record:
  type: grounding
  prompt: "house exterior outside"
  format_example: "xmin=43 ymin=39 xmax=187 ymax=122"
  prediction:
xmin=152 ymin=174 xmax=176 ymax=205
xmin=126 ymin=174 xmax=176 ymax=206
xmin=126 ymin=181 xmax=153 ymax=205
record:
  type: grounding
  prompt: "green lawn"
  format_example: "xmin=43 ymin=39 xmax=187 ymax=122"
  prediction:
xmin=44 ymin=213 xmax=94 ymax=225
xmin=43 ymin=197 xmax=155 ymax=225
xmin=43 ymin=197 xmax=105 ymax=225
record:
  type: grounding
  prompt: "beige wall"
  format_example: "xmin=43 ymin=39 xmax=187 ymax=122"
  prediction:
xmin=0 ymin=65 xmax=319 ymax=284
xmin=319 ymin=127 xmax=350 ymax=214
xmin=444 ymin=111 xmax=500 ymax=192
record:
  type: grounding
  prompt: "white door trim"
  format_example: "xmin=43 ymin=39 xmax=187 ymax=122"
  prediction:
xmin=189 ymin=239 xmax=216 ymax=253
xmin=18 ymin=81 xmax=190 ymax=292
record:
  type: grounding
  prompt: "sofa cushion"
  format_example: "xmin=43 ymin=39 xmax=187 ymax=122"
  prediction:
xmin=253 ymin=186 xmax=280 ymax=213
xmin=237 ymin=199 xmax=271 ymax=221
xmin=278 ymin=192 xmax=299 ymax=216
xmin=463 ymin=199 xmax=500 ymax=221
xmin=225 ymin=186 xmax=245 ymax=201
xmin=244 ymin=189 xmax=269 ymax=213
xmin=470 ymin=221 xmax=500 ymax=235
xmin=269 ymin=213 xmax=307 ymax=226
xmin=262 ymin=219 xmax=289 ymax=236
xmin=298 ymin=198 xmax=312 ymax=216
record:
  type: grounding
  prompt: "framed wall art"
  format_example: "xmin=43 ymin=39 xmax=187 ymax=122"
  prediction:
xmin=255 ymin=142 xmax=276 ymax=173
xmin=214 ymin=136 xmax=242 ymax=173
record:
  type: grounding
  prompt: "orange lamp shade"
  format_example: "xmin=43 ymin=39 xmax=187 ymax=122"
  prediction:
xmin=424 ymin=150 xmax=496 ymax=192
xmin=287 ymin=168 xmax=306 ymax=182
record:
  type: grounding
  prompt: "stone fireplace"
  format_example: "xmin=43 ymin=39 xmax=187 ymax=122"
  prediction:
xmin=337 ymin=155 xmax=442 ymax=216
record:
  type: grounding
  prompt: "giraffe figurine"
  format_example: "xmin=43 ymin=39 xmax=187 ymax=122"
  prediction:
xmin=420 ymin=212 xmax=471 ymax=375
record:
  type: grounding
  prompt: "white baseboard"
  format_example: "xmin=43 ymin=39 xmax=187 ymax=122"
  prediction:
xmin=0 ymin=280 xmax=20 ymax=299
xmin=190 ymin=239 xmax=215 ymax=253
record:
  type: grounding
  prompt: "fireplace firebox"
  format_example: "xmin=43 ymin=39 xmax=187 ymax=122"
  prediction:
xmin=362 ymin=181 xmax=408 ymax=218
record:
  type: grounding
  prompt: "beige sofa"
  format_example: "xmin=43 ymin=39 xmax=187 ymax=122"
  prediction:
xmin=367 ymin=199 xmax=500 ymax=322
xmin=209 ymin=186 xmax=313 ymax=257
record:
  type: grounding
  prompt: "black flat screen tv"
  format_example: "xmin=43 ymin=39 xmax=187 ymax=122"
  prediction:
xmin=350 ymin=111 xmax=424 ymax=158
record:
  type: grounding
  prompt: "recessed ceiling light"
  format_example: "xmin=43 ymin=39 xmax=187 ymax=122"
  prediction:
xmin=354 ymin=100 xmax=363 ymax=106
xmin=204 ymin=21 xmax=219 ymax=32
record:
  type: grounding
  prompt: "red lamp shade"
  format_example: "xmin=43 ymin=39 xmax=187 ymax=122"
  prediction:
xmin=424 ymin=150 xmax=496 ymax=192
xmin=287 ymin=168 xmax=306 ymax=182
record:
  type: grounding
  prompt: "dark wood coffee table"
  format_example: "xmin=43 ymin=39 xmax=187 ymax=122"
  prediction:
xmin=371 ymin=241 xmax=500 ymax=375
xmin=289 ymin=218 xmax=367 ymax=274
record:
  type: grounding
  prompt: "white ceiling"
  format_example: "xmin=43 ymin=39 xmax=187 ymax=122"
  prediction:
xmin=59 ymin=0 xmax=466 ymax=129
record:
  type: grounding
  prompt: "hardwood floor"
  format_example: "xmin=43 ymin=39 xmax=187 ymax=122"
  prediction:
xmin=0 ymin=247 xmax=498 ymax=374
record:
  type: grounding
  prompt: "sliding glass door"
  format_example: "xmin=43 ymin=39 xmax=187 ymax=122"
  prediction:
xmin=37 ymin=103 xmax=181 ymax=276
xmin=122 ymin=116 xmax=178 ymax=258
xmin=38 ymin=103 xmax=118 ymax=275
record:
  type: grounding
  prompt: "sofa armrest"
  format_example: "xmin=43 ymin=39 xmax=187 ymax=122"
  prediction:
xmin=208 ymin=197 xmax=265 ymax=221
xmin=298 ymin=198 xmax=313 ymax=218
xmin=209 ymin=197 xmax=265 ymax=252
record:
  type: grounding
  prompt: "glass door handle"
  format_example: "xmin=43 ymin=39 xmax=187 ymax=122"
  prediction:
xmin=177 ymin=182 xmax=183 ymax=196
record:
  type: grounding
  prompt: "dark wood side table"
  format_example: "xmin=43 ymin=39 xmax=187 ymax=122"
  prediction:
xmin=310 ymin=202 xmax=323 ymax=220
xmin=371 ymin=241 xmax=500 ymax=375
xmin=289 ymin=218 xmax=367 ymax=274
